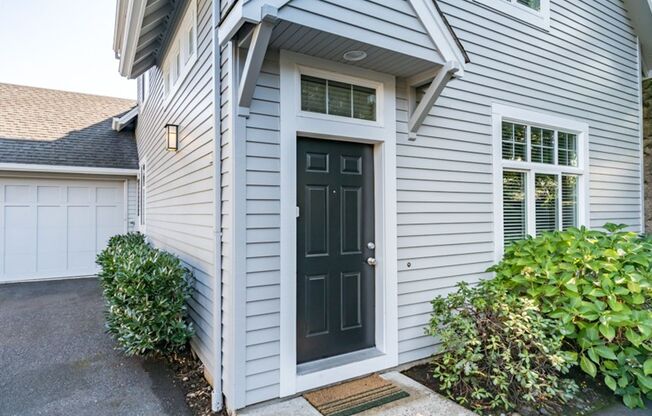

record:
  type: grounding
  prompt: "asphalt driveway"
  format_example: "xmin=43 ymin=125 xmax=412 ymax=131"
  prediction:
xmin=0 ymin=278 xmax=191 ymax=416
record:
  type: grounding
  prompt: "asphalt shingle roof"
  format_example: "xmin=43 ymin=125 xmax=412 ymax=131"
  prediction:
xmin=0 ymin=83 xmax=138 ymax=170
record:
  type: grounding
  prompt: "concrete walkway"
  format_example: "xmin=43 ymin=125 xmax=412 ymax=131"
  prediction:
xmin=0 ymin=278 xmax=191 ymax=416
xmin=239 ymin=371 xmax=474 ymax=416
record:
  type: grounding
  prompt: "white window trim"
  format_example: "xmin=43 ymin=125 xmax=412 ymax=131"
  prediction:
xmin=162 ymin=0 xmax=198 ymax=105
xmin=297 ymin=66 xmax=383 ymax=127
xmin=140 ymin=69 xmax=150 ymax=107
xmin=492 ymin=103 xmax=590 ymax=261
xmin=138 ymin=159 xmax=147 ymax=232
xmin=279 ymin=50 xmax=398 ymax=396
xmin=474 ymin=0 xmax=550 ymax=30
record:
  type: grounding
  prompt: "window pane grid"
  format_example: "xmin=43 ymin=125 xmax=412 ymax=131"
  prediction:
xmin=558 ymin=132 xmax=578 ymax=167
xmin=503 ymin=171 xmax=527 ymax=245
xmin=501 ymin=122 xmax=527 ymax=161
xmin=530 ymin=127 xmax=555 ymax=164
xmin=300 ymin=75 xmax=376 ymax=121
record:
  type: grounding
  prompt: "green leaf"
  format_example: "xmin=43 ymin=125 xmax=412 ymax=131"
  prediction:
xmin=580 ymin=355 xmax=597 ymax=378
xmin=644 ymin=359 xmax=652 ymax=376
xmin=594 ymin=345 xmax=617 ymax=360
xmin=605 ymin=375 xmax=617 ymax=392
xmin=599 ymin=324 xmax=616 ymax=341
xmin=623 ymin=393 xmax=641 ymax=409
xmin=636 ymin=374 xmax=652 ymax=390
xmin=626 ymin=329 xmax=642 ymax=346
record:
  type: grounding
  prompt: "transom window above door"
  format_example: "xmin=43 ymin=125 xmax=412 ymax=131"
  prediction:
xmin=300 ymin=74 xmax=377 ymax=122
xmin=493 ymin=104 xmax=589 ymax=257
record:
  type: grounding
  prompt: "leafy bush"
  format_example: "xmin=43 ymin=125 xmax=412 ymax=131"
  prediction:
xmin=490 ymin=225 xmax=652 ymax=408
xmin=428 ymin=282 xmax=578 ymax=414
xmin=97 ymin=233 xmax=194 ymax=356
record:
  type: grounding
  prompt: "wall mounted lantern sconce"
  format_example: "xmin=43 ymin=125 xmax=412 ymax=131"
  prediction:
xmin=165 ymin=124 xmax=178 ymax=151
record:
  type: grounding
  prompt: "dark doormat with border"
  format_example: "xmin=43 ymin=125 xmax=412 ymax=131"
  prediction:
xmin=303 ymin=374 xmax=409 ymax=416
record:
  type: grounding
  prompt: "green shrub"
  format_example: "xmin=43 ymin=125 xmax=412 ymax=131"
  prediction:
xmin=490 ymin=225 xmax=652 ymax=408
xmin=96 ymin=233 xmax=194 ymax=356
xmin=428 ymin=282 xmax=578 ymax=414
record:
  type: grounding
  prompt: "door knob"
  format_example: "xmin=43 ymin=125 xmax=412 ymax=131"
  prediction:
xmin=366 ymin=257 xmax=377 ymax=266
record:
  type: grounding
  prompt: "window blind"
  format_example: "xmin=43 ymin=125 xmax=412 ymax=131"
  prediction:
xmin=535 ymin=174 xmax=558 ymax=235
xmin=562 ymin=175 xmax=578 ymax=230
xmin=503 ymin=171 xmax=527 ymax=245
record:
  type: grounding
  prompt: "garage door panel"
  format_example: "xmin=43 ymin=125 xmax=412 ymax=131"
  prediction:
xmin=5 ymin=185 xmax=33 ymax=204
xmin=37 ymin=206 xmax=67 ymax=272
xmin=67 ymin=205 xmax=95 ymax=272
xmin=67 ymin=186 xmax=90 ymax=205
xmin=37 ymin=186 xmax=62 ymax=204
xmin=0 ymin=178 xmax=125 ymax=283
xmin=4 ymin=206 xmax=37 ymax=276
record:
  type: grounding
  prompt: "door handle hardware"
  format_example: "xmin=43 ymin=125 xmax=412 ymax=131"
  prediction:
xmin=366 ymin=257 xmax=377 ymax=266
xmin=367 ymin=242 xmax=375 ymax=250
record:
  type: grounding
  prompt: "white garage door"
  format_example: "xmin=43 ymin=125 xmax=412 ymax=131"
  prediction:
xmin=0 ymin=177 xmax=125 ymax=283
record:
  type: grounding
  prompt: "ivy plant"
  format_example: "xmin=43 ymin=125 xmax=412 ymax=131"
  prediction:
xmin=490 ymin=224 xmax=652 ymax=408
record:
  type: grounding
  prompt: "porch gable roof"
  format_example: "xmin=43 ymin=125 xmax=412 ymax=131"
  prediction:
xmin=218 ymin=0 xmax=469 ymax=76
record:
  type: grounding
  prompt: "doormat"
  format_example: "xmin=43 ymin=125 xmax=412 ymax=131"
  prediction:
xmin=303 ymin=374 xmax=409 ymax=416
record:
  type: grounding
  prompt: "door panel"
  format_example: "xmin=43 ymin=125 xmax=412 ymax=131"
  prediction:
xmin=297 ymin=137 xmax=375 ymax=364
xmin=0 ymin=178 xmax=124 ymax=282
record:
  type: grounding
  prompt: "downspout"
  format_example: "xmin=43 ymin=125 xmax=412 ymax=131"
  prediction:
xmin=211 ymin=0 xmax=223 ymax=411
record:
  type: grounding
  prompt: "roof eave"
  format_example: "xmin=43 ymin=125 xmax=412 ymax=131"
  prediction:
xmin=623 ymin=0 xmax=652 ymax=77
xmin=115 ymin=0 xmax=148 ymax=79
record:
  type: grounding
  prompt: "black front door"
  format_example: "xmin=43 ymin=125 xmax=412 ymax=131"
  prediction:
xmin=296 ymin=137 xmax=375 ymax=364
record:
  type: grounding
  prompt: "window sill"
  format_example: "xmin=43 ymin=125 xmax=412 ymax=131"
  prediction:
xmin=473 ymin=0 xmax=550 ymax=31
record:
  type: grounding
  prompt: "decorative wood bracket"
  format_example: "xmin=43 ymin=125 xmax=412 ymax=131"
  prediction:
xmin=407 ymin=61 xmax=458 ymax=140
xmin=237 ymin=20 xmax=274 ymax=117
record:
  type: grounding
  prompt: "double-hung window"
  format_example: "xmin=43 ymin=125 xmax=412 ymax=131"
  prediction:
xmin=162 ymin=0 xmax=197 ymax=99
xmin=493 ymin=104 xmax=588 ymax=257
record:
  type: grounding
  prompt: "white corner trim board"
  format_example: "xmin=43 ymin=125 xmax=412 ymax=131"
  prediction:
xmin=279 ymin=50 xmax=399 ymax=396
xmin=0 ymin=163 xmax=138 ymax=177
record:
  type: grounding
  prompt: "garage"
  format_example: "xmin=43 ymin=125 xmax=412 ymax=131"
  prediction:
xmin=0 ymin=177 xmax=127 ymax=282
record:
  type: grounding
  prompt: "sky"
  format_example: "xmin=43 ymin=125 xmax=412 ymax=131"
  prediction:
xmin=0 ymin=0 xmax=136 ymax=99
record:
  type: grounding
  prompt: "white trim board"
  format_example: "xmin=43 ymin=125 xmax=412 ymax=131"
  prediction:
xmin=279 ymin=50 xmax=398 ymax=397
xmin=0 ymin=163 xmax=138 ymax=177
xmin=491 ymin=103 xmax=590 ymax=262
xmin=474 ymin=0 xmax=550 ymax=30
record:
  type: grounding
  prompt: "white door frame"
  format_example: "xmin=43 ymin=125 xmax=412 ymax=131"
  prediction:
xmin=279 ymin=50 xmax=398 ymax=396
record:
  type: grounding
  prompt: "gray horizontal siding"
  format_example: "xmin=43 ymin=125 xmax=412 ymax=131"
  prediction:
xmin=397 ymin=0 xmax=642 ymax=364
xmin=244 ymin=51 xmax=282 ymax=407
xmin=135 ymin=0 xmax=216 ymax=373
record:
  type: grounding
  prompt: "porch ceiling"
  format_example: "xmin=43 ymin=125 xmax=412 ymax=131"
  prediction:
xmin=269 ymin=21 xmax=439 ymax=79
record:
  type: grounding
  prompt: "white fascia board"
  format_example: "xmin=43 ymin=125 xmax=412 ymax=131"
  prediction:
xmin=118 ymin=0 xmax=147 ymax=79
xmin=0 ymin=163 xmax=139 ymax=177
xmin=113 ymin=0 xmax=128 ymax=58
xmin=218 ymin=1 xmax=283 ymax=46
xmin=112 ymin=107 xmax=139 ymax=131
xmin=408 ymin=0 xmax=466 ymax=77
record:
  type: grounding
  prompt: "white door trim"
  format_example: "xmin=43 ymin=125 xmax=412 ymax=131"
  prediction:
xmin=279 ymin=50 xmax=398 ymax=396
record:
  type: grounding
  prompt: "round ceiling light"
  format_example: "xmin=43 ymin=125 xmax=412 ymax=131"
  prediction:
xmin=342 ymin=50 xmax=367 ymax=62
